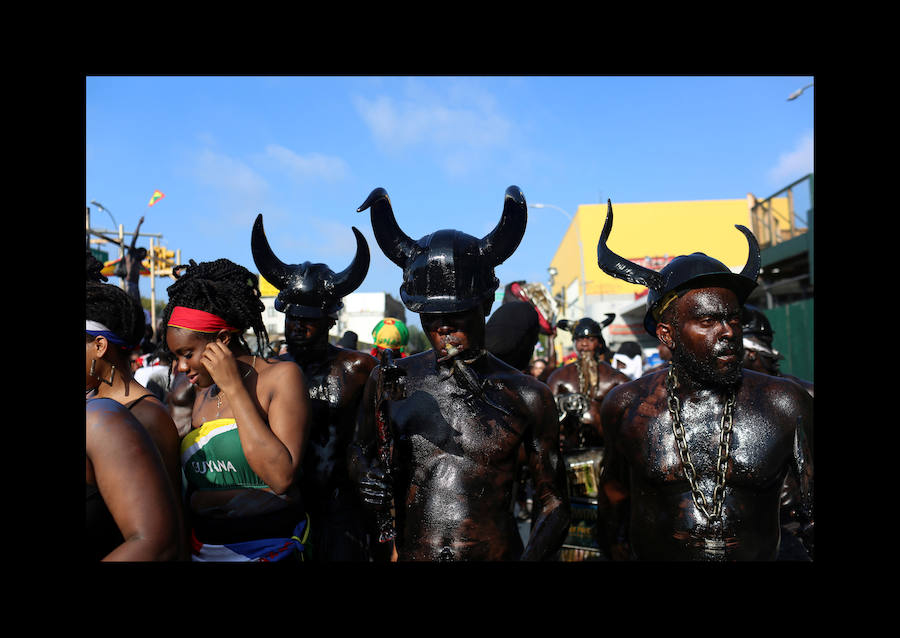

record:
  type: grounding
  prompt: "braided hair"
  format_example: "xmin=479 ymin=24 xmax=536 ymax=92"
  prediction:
xmin=161 ymin=258 xmax=269 ymax=356
xmin=85 ymin=250 xmax=146 ymax=350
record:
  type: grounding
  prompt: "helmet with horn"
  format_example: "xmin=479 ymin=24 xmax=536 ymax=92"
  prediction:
xmin=596 ymin=199 xmax=760 ymax=337
xmin=251 ymin=213 xmax=370 ymax=318
xmin=357 ymin=186 xmax=528 ymax=315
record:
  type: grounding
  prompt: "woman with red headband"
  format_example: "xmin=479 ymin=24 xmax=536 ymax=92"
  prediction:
xmin=162 ymin=259 xmax=311 ymax=562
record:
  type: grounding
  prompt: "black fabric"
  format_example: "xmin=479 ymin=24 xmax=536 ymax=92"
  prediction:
xmin=337 ymin=331 xmax=358 ymax=349
xmin=191 ymin=504 xmax=306 ymax=545
xmin=616 ymin=341 xmax=642 ymax=358
xmin=485 ymin=301 xmax=540 ymax=371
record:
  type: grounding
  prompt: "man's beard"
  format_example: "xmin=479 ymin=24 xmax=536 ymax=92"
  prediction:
xmin=672 ymin=340 xmax=743 ymax=389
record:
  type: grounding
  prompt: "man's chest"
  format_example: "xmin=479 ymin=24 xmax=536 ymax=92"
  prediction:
xmin=623 ymin=403 xmax=792 ymax=489
xmin=387 ymin=375 xmax=524 ymax=465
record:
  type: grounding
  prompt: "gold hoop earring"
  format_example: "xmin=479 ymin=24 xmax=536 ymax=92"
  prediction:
xmin=89 ymin=359 xmax=116 ymax=385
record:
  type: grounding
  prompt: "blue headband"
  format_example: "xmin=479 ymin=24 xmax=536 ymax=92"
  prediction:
xmin=86 ymin=320 xmax=132 ymax=348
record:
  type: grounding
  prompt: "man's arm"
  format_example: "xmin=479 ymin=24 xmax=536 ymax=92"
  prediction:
xmin=520 ymin=383 xmax=570 ymax=560
xmin=347 ymin=366 xmax=392 ymax=514
xmin=599 ymin=384 xmax=632 ymax=560
xmin=790 ymin=387 xmax=814 ymax=558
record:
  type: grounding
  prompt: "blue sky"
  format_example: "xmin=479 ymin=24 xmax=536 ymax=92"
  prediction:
xmin=85 ymin=75 xmax=814 ymax=307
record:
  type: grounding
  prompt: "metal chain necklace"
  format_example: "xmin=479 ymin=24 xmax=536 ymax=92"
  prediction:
xmin=215 ymin=356 xmax=256 ymax=416
xmin=666 ymin=365 xmax=736 ymax=556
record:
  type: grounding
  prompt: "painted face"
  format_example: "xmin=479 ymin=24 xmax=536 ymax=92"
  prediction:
xmin=284 ymin=315 xmax=333 ymax=353
xmin=420 ymin=308 xmax=485 ymax=360
xmin=670 ymin=287 xmax=744 ymax=387
xmin=574 ymin=336 xmax=601 ymax=354
xmin=166 ymin=327 xmax=216 ymax=388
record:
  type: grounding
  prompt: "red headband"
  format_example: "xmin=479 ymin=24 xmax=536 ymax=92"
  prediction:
xmin=168 ymin=306 xmax=239 ymax=333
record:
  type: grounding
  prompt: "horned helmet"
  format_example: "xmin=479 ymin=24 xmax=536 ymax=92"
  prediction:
xmin=357 ymin=186 xmax=528 ymax=315
xmin=251 ymin=214 xmax=370 ymax=318
xmin=596 ymin=199 xmax=760 ymax=337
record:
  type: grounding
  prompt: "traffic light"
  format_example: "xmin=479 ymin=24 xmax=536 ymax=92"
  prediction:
xmin=151 ymin=245 xmax=176 ymax=277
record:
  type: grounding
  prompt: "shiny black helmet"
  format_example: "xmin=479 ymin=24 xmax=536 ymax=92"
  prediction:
xmin=358 ymin=186 xmax=527 ymax=315
xmin=251 ymin=213 xmax=370 ymax=318
xmin=741 ymin=304 xmax=774 ymax=346
xmin=572 ymin=315 xmax=614 ymax=339
xmin=596 ymin=199 xmax=760 ymax=337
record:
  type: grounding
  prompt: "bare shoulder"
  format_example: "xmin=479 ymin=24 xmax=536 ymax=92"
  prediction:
xmin=256 ymin=355 xmax=308 ymax=387
xmin=740 ymin=369 xmax=812 ymax=413
xmin=545 ymin=362 xmax=575 ymax=390
xmin=605 ymin=369 xmax=664 ymax=408
xmin=86 ymin=398 xmax=147 ymax=444
xmin=341 ymin=347 xmax=378 ymax=375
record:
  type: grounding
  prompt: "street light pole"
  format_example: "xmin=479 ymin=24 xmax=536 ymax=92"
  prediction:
xmin=787 ymin=82 xmax=814 ymax=101
xmin=90 ymin=200 xmax=118 ymax=228
xmin=530 ymin=202 xmax=587 ymax=320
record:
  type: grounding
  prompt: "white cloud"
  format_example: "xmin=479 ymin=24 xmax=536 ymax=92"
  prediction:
xmin=352 ymin=80 xmax=513 ymax=154
xmin=263 ymin=144 xmax=349 ymax=182
xmin=768 ymin=131 xmax=814 ymax=185
xmin=192 ymin=149 xmax=268 ymax=198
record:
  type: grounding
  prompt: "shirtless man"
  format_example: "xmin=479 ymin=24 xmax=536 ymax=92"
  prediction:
xmin=251 ymin=214 xmax=379 ymax=561
xmin=547 ymin=316 xmax=629 ymax=451
xmin=596 ymin=200 xmax=813 ymax=561
xmin=349 ymin=186 xmax=570 ymax=561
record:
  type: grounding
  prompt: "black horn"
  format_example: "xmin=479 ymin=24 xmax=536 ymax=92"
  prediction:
xmin=596 ymin=199 xmax=664 ymax=292
xmin=479 ymin=185 xmax=528 ymax=267
xmin=358 ymin=188 xmax=417 ymax=269
xmin=330 ymin=226 xmax=370 ymax=300
xmin=735 ymin=224 xmax=761 ymax=282
xmin=251 ymin=213 xmax=298 ymax=291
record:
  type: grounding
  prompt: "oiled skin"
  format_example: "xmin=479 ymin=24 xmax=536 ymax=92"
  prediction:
xmin=546 ymin=359 xmax=630 ymax=447
xmin=349 ymin=349 xmax=570 ymax=561
xmin=600 ymin=368 xmax=814 ymax=560
xmin=281 ymin=342 xmax=378 ymax=560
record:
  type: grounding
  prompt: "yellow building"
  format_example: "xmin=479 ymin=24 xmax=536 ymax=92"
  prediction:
xmin=549 ymin=196 xmax=787 ymax=352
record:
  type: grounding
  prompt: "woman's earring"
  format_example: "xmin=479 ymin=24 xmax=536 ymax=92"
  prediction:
xmin=90 ymin=359 xmax=115 ymax=385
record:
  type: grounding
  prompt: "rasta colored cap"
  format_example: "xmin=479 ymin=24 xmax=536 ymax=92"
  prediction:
xmin=596 ymin=199 xmax=760 ymax=337
xmin=251 ymin=213 xmax=370 ymax=318
xmin=358 ymin=186 xmax=527 ymax=315
xmin=372 ymin=317 xmax=409 ymax=352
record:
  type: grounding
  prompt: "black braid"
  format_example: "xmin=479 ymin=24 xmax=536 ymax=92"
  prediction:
xmin=161 ymin=258 xmax=269 ymax=356
xmin=86 ymin=252 xmax=145 ymax=350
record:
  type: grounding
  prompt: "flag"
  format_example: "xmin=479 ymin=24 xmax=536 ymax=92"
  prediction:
xmin=148 ymin=190 xmax=165 ymax=207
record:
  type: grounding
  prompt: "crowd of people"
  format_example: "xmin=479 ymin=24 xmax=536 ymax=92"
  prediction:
xmin=86 ymin=187 xmax=813 ymax=563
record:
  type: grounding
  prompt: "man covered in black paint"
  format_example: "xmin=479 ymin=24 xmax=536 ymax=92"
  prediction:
xmin=349 ymin=186 xmax=570 ymax=561
xmin=252 ymin=215 xmax=381 ymax=561
xmin=596 ymin=200 xmax=813 ymax=561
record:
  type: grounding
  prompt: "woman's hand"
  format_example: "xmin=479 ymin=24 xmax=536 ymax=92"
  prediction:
xmin=200 ymin=341 xmax=243 ymax=394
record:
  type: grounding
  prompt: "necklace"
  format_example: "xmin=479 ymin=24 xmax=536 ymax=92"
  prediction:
xmin=215 ymin=355 xmax=256 ymax=415
xmin=665 ymin=365 xmax=735 ymax=558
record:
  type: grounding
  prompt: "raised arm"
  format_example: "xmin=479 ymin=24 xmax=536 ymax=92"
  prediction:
xmin=203 ymin=343 xmax=310 ymax=495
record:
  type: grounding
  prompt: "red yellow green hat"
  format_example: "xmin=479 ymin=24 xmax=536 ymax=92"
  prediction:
xmin=372 ymin=317 xmax=409 ymax=352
